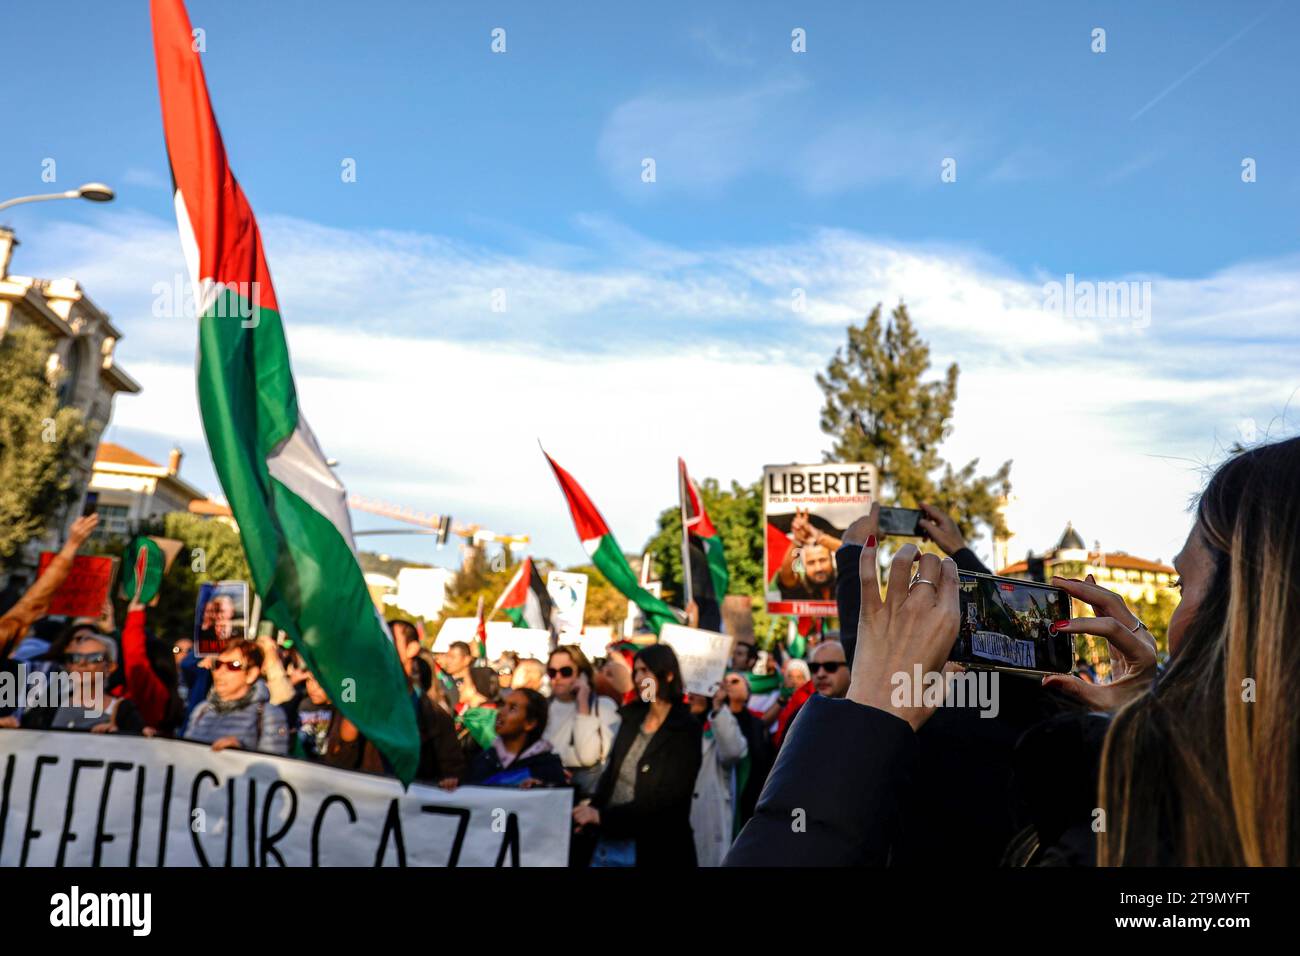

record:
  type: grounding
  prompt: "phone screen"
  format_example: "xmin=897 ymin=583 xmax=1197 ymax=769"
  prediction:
xmin=952 ymin=572 xmax=1074 ymax=675
xmin=879 ymin=506 xmax=923 ymax=536
xmin=81 ymin=491 xmax=100 ymax=517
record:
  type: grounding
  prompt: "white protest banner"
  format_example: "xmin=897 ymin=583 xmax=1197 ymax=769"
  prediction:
xmin=546 ymin=571 xmax=588 ymax=635
xmin=575 ymin=625 xmax=614 ymax=661
xmin=486 ymin=627 xmax=551 ymax=662
xmin=763 ymin=462 xmax=876 ymax=617
xmin=432 ymin=617 xmax=514 ymax=652
xmin=659 ymin=623 xmax=732 ymax=697
xmin=0 ymin=730 xmax=571 ymax=866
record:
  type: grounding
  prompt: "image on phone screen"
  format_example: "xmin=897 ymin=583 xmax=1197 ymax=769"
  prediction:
xmin=952 ymin=573 xmax=1073 ymax=675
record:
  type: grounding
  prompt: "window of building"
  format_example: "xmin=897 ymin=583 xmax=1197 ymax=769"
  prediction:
xmin=95 ymin=504 xmax=130 ymax=538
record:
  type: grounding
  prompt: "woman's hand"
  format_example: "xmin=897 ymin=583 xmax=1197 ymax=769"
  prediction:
xmin=438 ymin=777 xmax=459 ymax=791
xmin=848 ymin=528 xmax=960 ymax=731
xmin=918 ymin=503 xmax=966 ymax=556
xmin=0 ymin=716 xmax=20 ymax=729
xmin=572 ymin=803 xmax=601 ymax=829
xmin=90 ymin=722 xmax=116 ymax=734
xmin=574 ymin=671 xmax=592 ymax=714
xmin=1042 ymin=574 xmax=1157 ymax=712
xmin=211 ymin=736 xmax=241 ymax=752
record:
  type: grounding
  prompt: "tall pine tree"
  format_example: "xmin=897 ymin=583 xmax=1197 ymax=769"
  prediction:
xmin=817 ymin=303 xmax=1011 ymax=543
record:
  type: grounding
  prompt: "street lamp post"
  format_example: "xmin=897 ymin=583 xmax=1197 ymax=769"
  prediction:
xmin=0 ymin=182 xmax=116 ymax=213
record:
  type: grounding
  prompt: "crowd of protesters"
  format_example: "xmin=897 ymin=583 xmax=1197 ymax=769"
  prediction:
xmin=1 ymin=436 xmax=1297 ymax=866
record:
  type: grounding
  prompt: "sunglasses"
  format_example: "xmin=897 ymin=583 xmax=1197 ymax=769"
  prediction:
xmin=64 ymin=652 xmax=108 ymax=665
xmin=547 ymin=666 xmax=575 ymax=679
xmin=212 ymin=658 xmax=246 ymax=672
xmin=808 ymin=661 xmax=846 ymax=674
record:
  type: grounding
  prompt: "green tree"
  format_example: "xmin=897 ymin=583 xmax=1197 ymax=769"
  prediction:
xmin=817 ymin=303 xmax=1012 ymax=542
xmin=642 ymin=477 xmax=772 ymax=638
xmin=0 ymin=326 xmax=88 ymax=568
xmin=434 ymin=546 xmax=519 ymax=627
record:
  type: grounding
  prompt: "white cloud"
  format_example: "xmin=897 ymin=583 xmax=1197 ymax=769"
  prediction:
xmin=16 ymin=210 xmax=1300 ymax=573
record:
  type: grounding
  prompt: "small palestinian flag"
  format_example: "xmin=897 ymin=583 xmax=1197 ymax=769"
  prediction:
xmin=492 ymin=557 xmax=556 ymax=632
xmin=679 ymin=458 xmax=729 ymax=600
xmin=542 ymin=449 xmax=679 ymax=635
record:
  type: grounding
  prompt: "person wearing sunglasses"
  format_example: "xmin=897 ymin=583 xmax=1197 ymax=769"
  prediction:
xmin=183 ymin=639 xmax=289 ymax=754
xmin=0 ymin=625 xmax=143 ymax=734
xmin=808 ymin=640 xmax=851 ymax=699
xmin=543 ymin=645 xmax=620 ymax=799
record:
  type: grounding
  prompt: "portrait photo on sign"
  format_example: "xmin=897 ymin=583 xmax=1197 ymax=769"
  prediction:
xmin=763 ymin=463 xmax=876 ymax=617
xmin=194 ymin=580 xmax=250 ymax=656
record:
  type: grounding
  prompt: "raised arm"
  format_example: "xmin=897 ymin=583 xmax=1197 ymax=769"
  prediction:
xmin=0 ymin=514 xmax=99 ymax=661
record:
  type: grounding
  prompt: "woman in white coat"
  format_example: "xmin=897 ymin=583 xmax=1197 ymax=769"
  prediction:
xmin=543 ymin=645 xmax=621 ymax=798
xmin=689 ymin=674 xmax=750 ymax=867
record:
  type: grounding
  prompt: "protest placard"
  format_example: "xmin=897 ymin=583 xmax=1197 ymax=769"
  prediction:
xmin=486 ymin=627 xmax=551 ymax=662
xmin=545 ymin=571 xmax=588 ymax=635
xmin=433 ymin=618 xmax=514 ymax=653
xmin=34 ymin=553 xmax=117 ymax=619
xmin=659 ymin=623 xmax=732 ymax=697
xmin=763 ymin=462 xmax=876 ymax=617
xmin=0 ymin=731 xmax=571 ymax=866
xmin=194 ymin=580 xmax=250 ymax=656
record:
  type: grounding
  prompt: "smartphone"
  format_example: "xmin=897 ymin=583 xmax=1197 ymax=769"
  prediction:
xmin=951 ymin=572 xmax=1074 ymax=676
xmin=879 ymin=506 xmax=923 ymax=536
xmin=81 ymin=491 xmax=99 ymax=517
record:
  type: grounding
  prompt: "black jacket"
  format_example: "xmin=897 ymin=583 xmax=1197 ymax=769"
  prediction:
xmin=724 ymin=543 xmax=1092 ymax=866
xmin=725 ymin=694 xmax=916 ymax=865
xmin=588 ymin=701 xmax=702 ymax=867
xmin=466 ymin=741 xmax=568 ymax=787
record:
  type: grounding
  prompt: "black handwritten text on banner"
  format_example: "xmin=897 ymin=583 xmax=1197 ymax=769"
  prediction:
xmin=0 ymin=731 xmax=572 ymax=866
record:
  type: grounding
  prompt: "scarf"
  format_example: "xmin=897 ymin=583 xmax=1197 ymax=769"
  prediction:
xmin=205 ymin=681 xmax=258 ymax=716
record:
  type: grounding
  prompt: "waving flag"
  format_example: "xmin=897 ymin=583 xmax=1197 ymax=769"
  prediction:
xmin=542 ymin=449 xmax=679 ymax=635
xmin=150 ymin=0 xmax=418 ymax=783
xmin=679 ymin=458 xmax=730 ymax=602
xmin=492 ymin=557 xmax=556 ymax=632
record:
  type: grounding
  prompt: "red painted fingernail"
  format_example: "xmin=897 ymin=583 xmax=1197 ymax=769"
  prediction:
xmin=865 ymin=535 xmax=876 ymax=548
xmin=1050 ymin=620 xmax=1069 ymax=632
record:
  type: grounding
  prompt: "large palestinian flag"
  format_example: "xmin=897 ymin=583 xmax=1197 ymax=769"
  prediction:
xmin=492 ymin=557 xmax=555 ymax=631
xmin=542 ymin=450 xmax=679 ymax=635
xmin=679 ymin=458 xmax=729 ymax=601
xmin=151 ymin=0 xmax=419 ymax=783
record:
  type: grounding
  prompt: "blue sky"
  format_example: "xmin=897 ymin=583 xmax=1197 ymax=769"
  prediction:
xmin=4 ymin=0 xmax=1299 ymax=572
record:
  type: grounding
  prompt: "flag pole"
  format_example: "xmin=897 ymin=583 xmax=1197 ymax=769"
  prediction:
xmin=678 ymin=459 xmax=694 ymax=609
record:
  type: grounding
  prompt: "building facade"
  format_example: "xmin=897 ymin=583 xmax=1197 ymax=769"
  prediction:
xmin=0 ymin=227 xmax=141 ymax=571
xmin=88 ymin=442 xmax=207 ymax=537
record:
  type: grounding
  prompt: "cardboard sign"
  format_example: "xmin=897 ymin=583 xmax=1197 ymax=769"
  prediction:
xmin=0 ymin=730 xmax=571 ymax=866
xmin=659 ymin=623 xmax=733 ymax=697
xmin=573 ymin=625 xmax=614 ymax=662
xmin=432 ymin=617 xmax=514 ymax=653
xmin=34 ymin=553 xmax=117 ymax=619
xmin=194 ymin=580 xmax=250 ymax=656
xmin=763 ymin=462 xmax=876 ymax=617
xmin=546 ymin=571 xmax=588 ymax=635
xmin=486 ymin=627 xmax=551 ymax=662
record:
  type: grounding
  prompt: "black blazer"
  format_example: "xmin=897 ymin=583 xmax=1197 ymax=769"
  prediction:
xmin=589 ymin=701 xmax=702 ymax=867
xmin=731 ymin=542 xmax=1086 ymax=867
